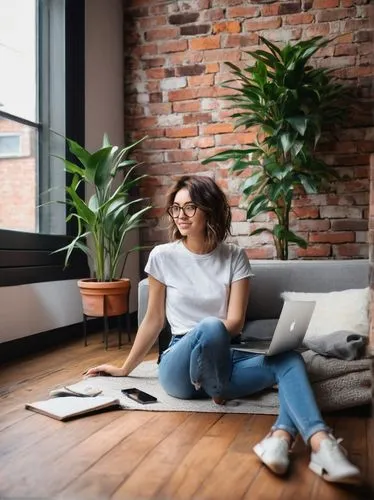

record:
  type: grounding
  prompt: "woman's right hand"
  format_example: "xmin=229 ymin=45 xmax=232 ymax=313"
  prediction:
xmin=84 ymin=364 xmax=126 ymax=378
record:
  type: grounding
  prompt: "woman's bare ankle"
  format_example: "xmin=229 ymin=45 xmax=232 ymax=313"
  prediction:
xmin=271 ymin=429 xmax=293 ymax=446
xmin=309 ymin=431 xmax=330 ymax=452
xmin=212 ymin=396 xmax=226 ymax=405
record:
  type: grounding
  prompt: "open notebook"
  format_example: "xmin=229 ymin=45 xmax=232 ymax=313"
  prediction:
xmin=25 ymin=395 xmax=121 ymax=421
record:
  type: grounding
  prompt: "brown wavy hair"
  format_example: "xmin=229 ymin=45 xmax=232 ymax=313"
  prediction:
xmin=166 ymin=175 xmax=232 ymax=250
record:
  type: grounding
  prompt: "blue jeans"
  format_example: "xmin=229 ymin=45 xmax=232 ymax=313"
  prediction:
xmin=158 ymin=317 xmax=329 ymax=443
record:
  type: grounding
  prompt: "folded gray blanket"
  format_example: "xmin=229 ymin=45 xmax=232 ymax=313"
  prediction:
xmin=304 ymin=331 xmax=368 ymax=361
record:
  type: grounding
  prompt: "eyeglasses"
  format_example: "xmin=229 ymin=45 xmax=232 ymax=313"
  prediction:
xmin=167 ymin=203 xmax=197 ymax=218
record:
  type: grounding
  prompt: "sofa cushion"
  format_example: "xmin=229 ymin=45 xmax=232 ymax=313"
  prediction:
xmin=281 ymin=288 xmax=369 ymax=342
xmin=246 ymin=259 xmax=368 ymax=321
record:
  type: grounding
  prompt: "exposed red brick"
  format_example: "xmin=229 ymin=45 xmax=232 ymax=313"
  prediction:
xmin=296 ymin=245 xmax=331 ymax=258
xmin=261 ymin=5 xmax=280 ymax=17
xmin=244 ymin=247 xmax=275 ymax=260
xmin=227 ymin=6 xmax=260 ymax=18
xmin=169 ymin=13 xmax=199 ymax=25
xmin=284 ymin=13 xmax=314 ymax=25
xmin=279 ymin=2 xmax=301 ymax=15
xmin=309 ymin=232 xmax=355 ymax=243
xmin=244 ymin=18 xmax=282 ymax=32
xmin=187 ymin=74 xmax=214 ymax=86
xmin=189 ymin=35 xmax=221 ymax=51
xmin=206 ymin=63 xmax=220 ymax=73
xmin=145 ymin=138 xmax=180 ymax=150
xmin=216 ymin=132 xmax=257 ymax=145
xmin=175 ymin=64 xmax=206 ymax=76
xmin=313 ymin=0 xmax=338 ymax=7
xmin=165 ymin=126 xmax=198 ymax=138
xmin=334 ymin=44 xmax=358 ymax=56
xmin=212 ymin=21 xmax=241 ymax=34
xmin=168 ymin=88 xmax=197 ymax=101
xmin=317 ymin=8 xmax=356 ymax=22
xmin=331 ymin=219 xmax=368 ymax=231
xmin=183 ymin=112 xmax=212 ymax=124
xmin=202 ymin=123 xmax=234 ymax=135
xmin=303 ymin=23 xmax=331 ymax=38
xmin=172 ymin=100 xmax=200 ymax=113
xmin=197 ymin=136 xmax=215 ymax=148
xmin=158 ymin=40 xmax=188 ymax=54
xmin=145 ymin=27 xmax=178 ymax=42
xmin=180 ymin=24 xmax=211 ymax=36
xmin=224 ymin=33 xmax=259 ymax=47
xmin=333 ymin=243 xmax=368 ymax=257
xmin=165 ymin=150 xmax=197 ymax=162
xmin=292 ymin=207 xmax=319 ymax=219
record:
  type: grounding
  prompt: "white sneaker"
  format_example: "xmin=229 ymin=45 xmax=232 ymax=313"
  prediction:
xmin=309 ymin=436 xmax=361 ymax=484
xmin=253 ymin=435 xmax=290 ymax=475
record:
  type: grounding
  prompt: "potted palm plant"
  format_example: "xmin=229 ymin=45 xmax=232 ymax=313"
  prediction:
xmin=56 ymin=134 xmax=151 ymax=319
xmin=203 ymin=36 xmax=351 ymax=260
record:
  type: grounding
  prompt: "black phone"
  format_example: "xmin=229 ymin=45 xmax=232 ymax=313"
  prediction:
xmin=121 ymin=388 xmax=158 ymax=404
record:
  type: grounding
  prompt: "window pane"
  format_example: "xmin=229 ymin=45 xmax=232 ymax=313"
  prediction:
xmin=0 ymin=0 xmax=37 ymax=122
xmin=0 ymin=116 xmax=37 ymax=232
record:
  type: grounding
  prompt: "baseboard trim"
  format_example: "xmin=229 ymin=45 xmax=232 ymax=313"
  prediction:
xmin=0 ymin=312 xmax=138 ymax=364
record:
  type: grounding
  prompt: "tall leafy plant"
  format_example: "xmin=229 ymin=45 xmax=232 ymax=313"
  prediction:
xmin=203 ymin=36 xmax=350 ymax=260
xmin=55 ymin=134 xmax=151 ymax=281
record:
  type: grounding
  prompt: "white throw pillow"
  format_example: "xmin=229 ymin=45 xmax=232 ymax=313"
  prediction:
xmin=281 ymin=288 xmax=369 ymax=342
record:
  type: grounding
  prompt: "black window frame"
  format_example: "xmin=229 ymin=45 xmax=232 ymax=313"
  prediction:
xmin=0 ymin=0 xmax=89 ymax=287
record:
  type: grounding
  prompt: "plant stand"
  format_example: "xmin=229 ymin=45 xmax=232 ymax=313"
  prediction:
xmin=82 ymin=311 xmax=131 ymax=349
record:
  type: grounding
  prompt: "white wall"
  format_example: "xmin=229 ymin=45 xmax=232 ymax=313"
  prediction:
xmin=0 ymin=280 xmax=83 ymax=343
xmin=85 ymin=0 xmax=139 ymax=312
xmin=0 ymin=0 xmax=137 ymax=343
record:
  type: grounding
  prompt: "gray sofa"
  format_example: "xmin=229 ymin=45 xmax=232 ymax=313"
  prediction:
xmin=138 ymin=259 xmax=371 ymax=412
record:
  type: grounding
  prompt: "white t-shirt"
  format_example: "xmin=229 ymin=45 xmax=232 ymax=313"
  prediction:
xmin=145 ymin=241 xmax=254 ymax=336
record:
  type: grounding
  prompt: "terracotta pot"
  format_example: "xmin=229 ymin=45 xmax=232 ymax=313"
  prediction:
xmin=78 ymin=278 xmax=131 ymax=317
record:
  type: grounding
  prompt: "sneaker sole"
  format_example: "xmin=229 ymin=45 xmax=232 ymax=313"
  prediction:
xmin=253 ymin=444 xmax=288 ymax=475
xmin=308 ymin=462 xmax=361 ymax=485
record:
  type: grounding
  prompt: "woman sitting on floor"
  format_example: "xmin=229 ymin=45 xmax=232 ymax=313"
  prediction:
xmin=86 ymin=174 xmax=360 ymax=485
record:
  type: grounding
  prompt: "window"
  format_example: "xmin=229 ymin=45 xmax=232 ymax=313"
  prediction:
xmin=0 ymin=0 xmax=88 ymax=287
xmin=0 ymin=134 xmax=22 ymax=158
xmin=0 ymin=0 xmax=66 ymax=235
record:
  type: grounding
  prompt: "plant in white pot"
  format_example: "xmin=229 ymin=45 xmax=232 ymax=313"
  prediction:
xmin=56 ymin=134 xmax=151 ymax=327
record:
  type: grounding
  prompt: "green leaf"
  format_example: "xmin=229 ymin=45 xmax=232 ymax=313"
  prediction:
xmin=286 ymin=116 xmax=308 ymax=136
xmin=286 ymin=230 xmax=308 ymax=248
xmin=249 ymin=227 xmax=273 ymax=236
xmin=66 ymin=138 xmax=91 ymax=168
xmin=241 ymin=171 xmax=264 ymax=191
xmin=280 ymin=133 xmax=295 ymax=154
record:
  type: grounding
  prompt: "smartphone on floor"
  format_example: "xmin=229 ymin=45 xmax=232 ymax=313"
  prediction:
xmin=121 ymin=388 xmax=158 ymax=404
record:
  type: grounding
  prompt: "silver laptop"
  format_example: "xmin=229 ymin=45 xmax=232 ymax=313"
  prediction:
xmin=234 ymin=300 xmax=316 ymax=356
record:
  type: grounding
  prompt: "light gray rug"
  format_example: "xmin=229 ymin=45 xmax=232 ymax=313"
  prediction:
xmin=65 ymin=360 xmax=281 ymax=415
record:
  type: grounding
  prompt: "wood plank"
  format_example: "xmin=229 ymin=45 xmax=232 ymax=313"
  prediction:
xmin=59 ymin=412 xmax=190 ymax=499
xmin=159 ymin=413 xmax=264 ymax=500
xmin=111 ymin=412 xmax=219 ymax=500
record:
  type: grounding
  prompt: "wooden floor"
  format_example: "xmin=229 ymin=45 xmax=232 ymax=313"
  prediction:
xmin=0 ymin=331 xmax=373 ymax=500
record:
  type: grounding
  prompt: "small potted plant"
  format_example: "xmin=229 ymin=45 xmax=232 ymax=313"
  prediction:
xmin=56 ymin=134 xmax=151 ymax=319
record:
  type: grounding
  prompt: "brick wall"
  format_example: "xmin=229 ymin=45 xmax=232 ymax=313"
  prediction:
xmin=0 ymin=118 xmax=36 ymax=232
xmin=123 ymin=0 xmax=374 ymax=264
